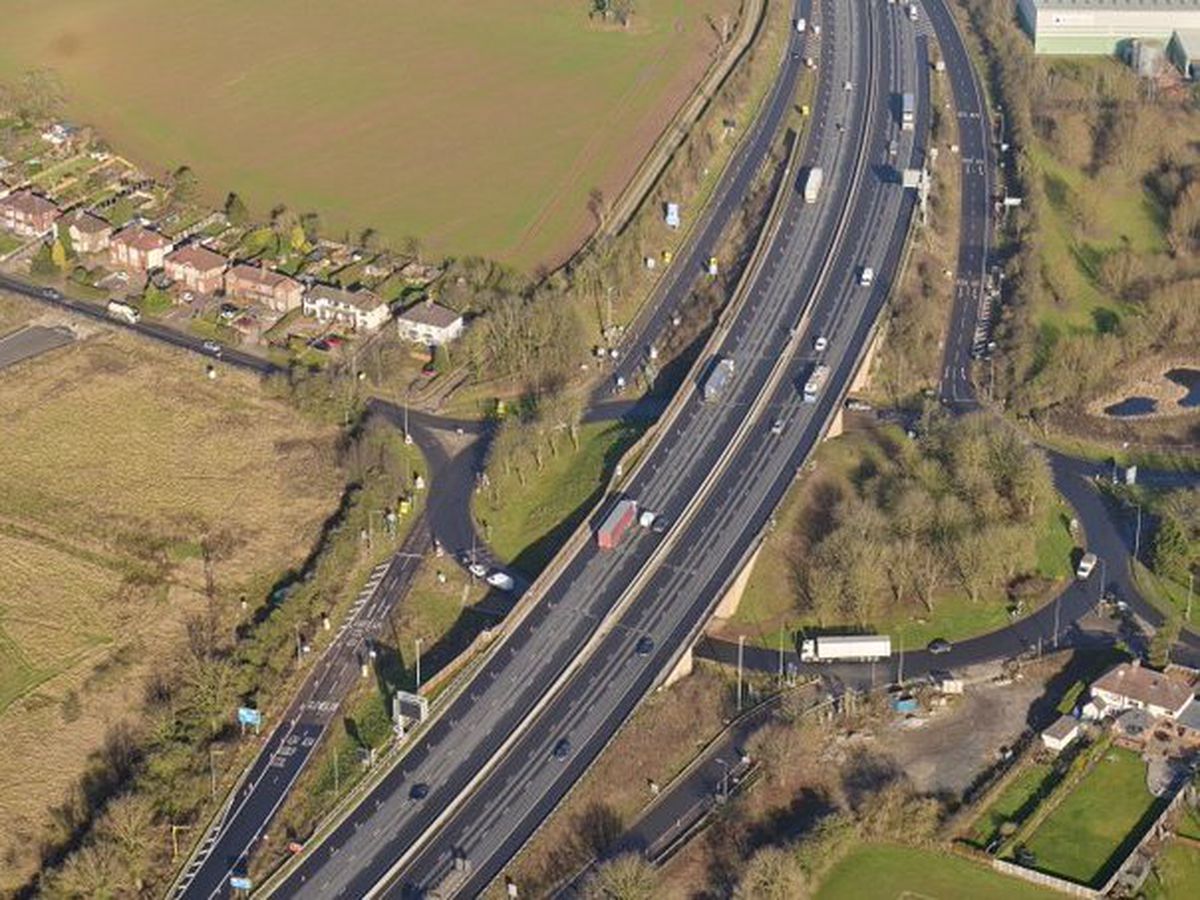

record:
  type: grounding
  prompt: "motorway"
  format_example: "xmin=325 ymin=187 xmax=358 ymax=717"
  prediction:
xmin=267 ymin=0 xmax=932 ymax=896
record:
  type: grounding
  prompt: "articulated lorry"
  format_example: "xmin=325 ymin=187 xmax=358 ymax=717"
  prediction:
xmin=800 ymin=634 xmax=892 ymax=662
xmin=803 ymin=167 xmax=824 ymax=204
xmin=802 ymin=363 xmax=830 ymax=403
xmin=702 ymin=356 xmax=735 ymax=402
xmin=597 ymin=498 xmax=638 ymax=550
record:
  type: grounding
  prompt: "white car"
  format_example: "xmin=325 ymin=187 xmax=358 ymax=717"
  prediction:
xmin=843 ymin=80 xmax=853 ymax=91
xmin=859 ymin=267 xmax=875 ymax=287
xmin=486 ymin=570 xmax=515 ymax=592
xmin=771 ymin=418 xmax=785 ymax=435
xmin=202 ymin=340 xmax=222 ymax=356
xmin=468 ymin=562 xmax=488 ymax=579
xmin=814 ymin=335 xmax=828 ymax=352
xmin=1076 ymin=552 xmax=1098 ymax=580
xmin=638 ymin=510 xmax=657 ymax=529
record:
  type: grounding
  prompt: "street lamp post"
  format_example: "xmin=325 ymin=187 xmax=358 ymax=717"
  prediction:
xmin=415 ymin=636 xmax=423 ymax=693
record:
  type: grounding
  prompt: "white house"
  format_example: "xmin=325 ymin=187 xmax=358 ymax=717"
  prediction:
xmin=1041 ymin=715 xmax=1081 ymax=753
xmin=396 ymin=299 xmax=463 ymax=347
xmin=1090 ymin=661 xmax=1194 ymax=721
xmin=302 ymin=284 xmax=390 ymax=333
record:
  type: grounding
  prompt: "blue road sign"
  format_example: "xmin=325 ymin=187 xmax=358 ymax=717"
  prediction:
xmin=237 ymin=707 xmax=262 ymax=727
xmin=229 ymin=875 xmax=253 ymax=890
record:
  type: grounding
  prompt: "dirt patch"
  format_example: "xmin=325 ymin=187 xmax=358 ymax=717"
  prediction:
xmin=0 ymin=327 xmax=342 ymax=891
xmin=883 ymin=669 xmax=1060 ymax=798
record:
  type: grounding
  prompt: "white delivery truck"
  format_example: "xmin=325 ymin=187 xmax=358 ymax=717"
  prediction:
xmin=803 ymin=363 xmax=830 ymax=403
xmin=106 ymin=299 xmax=141 ymax=324
xmin=800 ymin=635 xmax=892 ymax=662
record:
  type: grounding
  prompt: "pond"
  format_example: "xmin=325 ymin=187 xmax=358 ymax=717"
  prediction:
xmin=1103 ymin=396 xmax=1157 ymax=417
xmin=1166 ymin=368 xmax=1200 ymax=409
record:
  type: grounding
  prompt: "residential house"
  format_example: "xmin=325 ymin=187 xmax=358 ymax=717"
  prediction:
xmin=64 ymin=210 xmax=113 ymax=254
xmin=109 ymin=225 xmax=172 ymax=273
xmin=302 ymin=284 xmax=390 ymax=333
xmin=0 ymin=190 xmax=60 ymax=238
xmin=1090 ymin=660 xmax=1194 ymax=721
xmin=396 ymin=299 xmax=463 ymax=346
xmin=40 ymin=122 xmax=81 ymax=148
xmin=1041 ymin=715 xmax=1081 ymax=753
xmin=165 ymin=244 xmax=228 ymax=295
xmin=223 ymin=263 xmax=303 ymax=313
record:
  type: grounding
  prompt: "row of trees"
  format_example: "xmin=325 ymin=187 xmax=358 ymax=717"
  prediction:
xmin=797 ymin=413 xmax=1057 ymax=626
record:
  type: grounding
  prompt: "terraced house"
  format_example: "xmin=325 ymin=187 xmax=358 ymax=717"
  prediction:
xmin=302 ymin=284 xmax=390 ymax=333
xmin=223 ymin=263 xmax=303 ymax=313
xmin=0 ymin=190 xmax=59 ymax=238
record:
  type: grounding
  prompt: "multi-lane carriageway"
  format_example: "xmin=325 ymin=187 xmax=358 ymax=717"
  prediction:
xmin=265 ymin=1 xmax=930 ymax=897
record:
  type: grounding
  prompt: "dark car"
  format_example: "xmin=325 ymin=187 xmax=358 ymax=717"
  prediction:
xmin=409 ymin=782 xmax=430 ymax=800
xmin=650 ymin=517 xmax=669 ymax=535
xmin=635 ymin=636 xmax=655 ymax=656
xmin=552 ymin=738 xmax=572 ymax=761
xmin=928 ymin=638 xmax=952 ymax=655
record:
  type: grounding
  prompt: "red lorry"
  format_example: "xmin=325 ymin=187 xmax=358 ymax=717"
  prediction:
xmin=597 ymin=499 xmax=638 ymax=550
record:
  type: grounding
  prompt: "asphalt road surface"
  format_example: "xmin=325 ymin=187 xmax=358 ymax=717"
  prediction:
xmin=0 ymin=323 xmax=75 ymax=370
xmin=268 ymin=1 xmax=932 ymax=896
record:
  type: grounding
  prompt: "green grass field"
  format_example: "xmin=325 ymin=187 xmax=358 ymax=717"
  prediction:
xmin=815 ymin=844 xmax=1062 ymax=900
xmin=1023 ymin=747 xmax=1161 ymax=885
xmin=477 ymin=420 xmax=645 ymax=575
xmin=0 ymin=0 xmax=734 ymax=269
xmin=1146 ymin=841 xmax=1200 ymax=900
xmin=968 ymin=762 xmax=1054 ymax=847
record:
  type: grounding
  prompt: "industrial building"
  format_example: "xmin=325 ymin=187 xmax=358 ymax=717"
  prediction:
xmin=1017 ymin=0 xmax=1200 ymax=56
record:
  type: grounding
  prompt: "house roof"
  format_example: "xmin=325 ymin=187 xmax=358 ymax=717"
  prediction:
xmin=398 ymin=300 xmax=461 ymax=329
xmin=66 ymin=210 xmax=111 ymax=234
xmin=0 ymin=190 xmax=59 ymax=218
xmin=306 ymin=284 xmax=383 ymax=311
xmin=228 ymin=263 xmax=300 ymax=291
xmin=1093 ymin=662 xmax=1194 ymax=715
xmin=1043 ymin=715 xmax=1079 ymax=740
xmin=1026 ymin=0 xmax=1200 ymax=9
xmin=1177 ymin=698 xmax=1200 ymax=732
xmin=1174 ymin=28 xmax=1200 ymax=59
xmin=166 ymin=244 xmax=227 ymax=273
xmin=112 ymin=225 xmax=171 ymax=252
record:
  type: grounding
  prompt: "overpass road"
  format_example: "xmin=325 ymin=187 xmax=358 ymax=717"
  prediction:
xmin=269 ymin=0 xmax=932 ymax=896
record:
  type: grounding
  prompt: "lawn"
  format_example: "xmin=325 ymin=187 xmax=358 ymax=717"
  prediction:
xmin=0 ymin=325 xmax=342 ymax=892
xmin=968 ymin=762 xmax=1053 ymax=848
xmin=1023 ymin=746 xmax=1161 ymax=886
xmin=0 ymin=0 xmax=736 ymax=269
xmin=815 ymin=844 xmax=1063 ymax=900
xmin=476 ymin=420 xmax=646 ymax=575
xmin=1146 ymin=841 xmax=1200 ymax=900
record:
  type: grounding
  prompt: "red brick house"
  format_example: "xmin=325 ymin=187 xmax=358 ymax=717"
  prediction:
xmin=64 ymin=210 xmax=113 ymax=254
xmin=109 ymin=225 xmax=172 ymax=273
xmin=165 ymin=244 xmax=227 ymax=295
xmin=0 ymin=190 xmax=60 ymax=238
xmin=223 ymin=263 xmax=303 ymax=313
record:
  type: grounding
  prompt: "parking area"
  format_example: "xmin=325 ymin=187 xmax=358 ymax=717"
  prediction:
xmin=0 ymin=324 xmax=75 ymax=371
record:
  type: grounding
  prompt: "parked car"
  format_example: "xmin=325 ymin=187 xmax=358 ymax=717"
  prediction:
xmin=1076 ymin=552 xmax=1098 ymax=580
xmin=486 ymin=570 xmax=515 ymax=592
xmin=468 ymin=562 xmax=488 ymax=579
xmin=202 ymin=340 xmax=222 ymax=356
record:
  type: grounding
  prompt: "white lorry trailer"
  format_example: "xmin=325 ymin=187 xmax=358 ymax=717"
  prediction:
xmin=803 ymin=167 xmax=824 ymax=204
xmin=800 ymin=635 xmax=892 ymax=662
